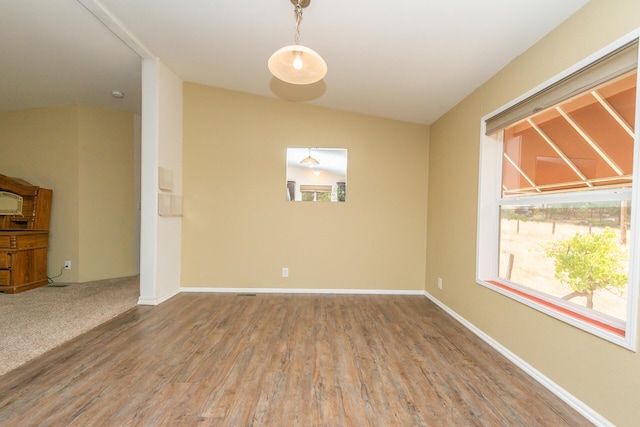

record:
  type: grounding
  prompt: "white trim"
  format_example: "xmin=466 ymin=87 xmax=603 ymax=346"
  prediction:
xmin=477 ymin=279 xmax=628 ymax=347
xmin=136 ymin=296 xmax=157 ymax=306
xmin=137 ymin=287 xmax=181 ymax=306
xmin=423 ymin=291 xmax=613 ymax=427
xmin=137 ymin=58 xmax=160 ymax=305
xmin=158 ymin=287 xmax=181 ymax=304
xmin=476 ymin=129 xmax=502 ymax=282
xmin=625 ymin=40 xmax=640 ymax=352
xmin=76 ymin=0 xmax=156 ymax=59
xmin=500 ymin=187 xmax=632 ymax=205
xmin=180 ymin=287 xmax=424 ymax=295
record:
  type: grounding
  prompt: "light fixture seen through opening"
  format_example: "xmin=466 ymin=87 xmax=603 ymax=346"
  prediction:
xmin=268 ymin=0 xmax=327 ymax=85
xmin=300 ymin=148 xmax=319 ymax=166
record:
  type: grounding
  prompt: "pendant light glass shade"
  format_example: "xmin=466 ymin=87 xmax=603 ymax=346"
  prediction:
xmin=300 ymin=156 xmax=320 ymax=166
xmin=268 ymin=0 xmax=326 ymax=85
xmin=300 ymin=148 xmax=320 ymax=166
xmin=268 ymin=45 xmax=327 ymax=85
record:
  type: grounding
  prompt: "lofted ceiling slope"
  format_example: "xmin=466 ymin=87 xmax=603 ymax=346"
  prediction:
xmin=1 ymin=0 xmax=590 ymax=124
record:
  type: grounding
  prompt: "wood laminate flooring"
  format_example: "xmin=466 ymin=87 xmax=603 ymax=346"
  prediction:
xmin=0 ymin=293 xmax=591 ymax=426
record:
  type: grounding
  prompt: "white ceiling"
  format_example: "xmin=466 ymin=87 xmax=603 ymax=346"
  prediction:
xmin=0 ymin=0 xmax=590 ymax=125
xmin=0 ymin=0 xmax=142 ymax=114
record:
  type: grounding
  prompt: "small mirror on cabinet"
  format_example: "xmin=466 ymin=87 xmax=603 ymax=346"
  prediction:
xmin=286 ymin=148 xmax=347 ymax=202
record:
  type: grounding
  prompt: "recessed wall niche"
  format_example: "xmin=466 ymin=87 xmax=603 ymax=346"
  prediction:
xmin=157 ymin=167 xmax=182 ymax=216
xmin=286 ymin=148 xmax=347 ymax=202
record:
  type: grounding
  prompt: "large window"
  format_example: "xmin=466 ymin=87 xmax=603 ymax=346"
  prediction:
xmin=300 ymin=185 xmax=332 ymax=202
xmin=478 ymin=34 xmax=640 ymax=348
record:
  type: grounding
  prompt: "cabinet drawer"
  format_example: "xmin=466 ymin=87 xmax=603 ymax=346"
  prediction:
xmin=0 ymin=252 xmax=10 ymax=268
xmin=0 ymin=236 xmax=11 ymax=249
xmin=0 ymin=270 xmax=11 ymax=286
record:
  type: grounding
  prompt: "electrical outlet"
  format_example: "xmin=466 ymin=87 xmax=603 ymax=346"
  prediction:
xmin=282 ymin=267 xmax=289 ymax=278
xmin=64 ymin=260 xmax=72 ymax=270
xmin=437 ymin=277 xmax=443 ymax=290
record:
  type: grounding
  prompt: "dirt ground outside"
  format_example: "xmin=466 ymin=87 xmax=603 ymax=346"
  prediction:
xmin=499 ymin=219 xmax=628 ymax=321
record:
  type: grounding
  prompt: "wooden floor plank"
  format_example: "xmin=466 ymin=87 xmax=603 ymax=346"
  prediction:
xmin=0 ymin=294 xmax=592 ymax=426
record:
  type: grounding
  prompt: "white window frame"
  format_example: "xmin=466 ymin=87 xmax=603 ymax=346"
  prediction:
xmin=477 ymin=31 xmax=640 ymax=350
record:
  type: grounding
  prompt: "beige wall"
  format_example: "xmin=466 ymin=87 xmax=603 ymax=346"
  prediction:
xmin=78 ymin=106 xmax=135 ymax=281
xmin=426 ymin=0 xmax=640 ymax=425
xmin=0 ymin=105 xmax=136 ymax=283
xmin=182 ymin=83 xmax=429 ymax=291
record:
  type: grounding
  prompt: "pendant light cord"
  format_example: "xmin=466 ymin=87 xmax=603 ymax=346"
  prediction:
xmin=293 ymin=1 xmax=303 ymax=45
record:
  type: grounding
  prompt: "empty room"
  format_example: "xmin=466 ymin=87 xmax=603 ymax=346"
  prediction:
xmin=1 ymin=0 xmax=640 ymax=425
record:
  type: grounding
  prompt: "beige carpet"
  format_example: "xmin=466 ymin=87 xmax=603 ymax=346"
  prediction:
xmin=0 ymin=275 xmax=139 ymax=376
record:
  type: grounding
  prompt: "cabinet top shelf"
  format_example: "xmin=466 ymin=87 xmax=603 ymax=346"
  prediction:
xmin=0 ymin=174 xmax=52 ymax=232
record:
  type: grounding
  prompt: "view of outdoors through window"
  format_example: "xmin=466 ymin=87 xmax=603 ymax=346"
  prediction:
xmin=499 ymin=202 xmax=630 ymax=321
xmin=301 ymin=190 xmax=332 ymax=202
xmin=497 ymin=66 xmax=636 ymax=325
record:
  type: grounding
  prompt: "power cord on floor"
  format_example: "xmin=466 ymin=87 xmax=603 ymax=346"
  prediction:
xmin=47 ymin=265 xmax=65 ymax=284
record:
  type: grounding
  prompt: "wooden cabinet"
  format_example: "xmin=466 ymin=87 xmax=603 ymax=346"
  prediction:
xmin=0 ymin=231 xmax=49 ymax=293
xmin=0 ymin=175 xmax=52 ymax=293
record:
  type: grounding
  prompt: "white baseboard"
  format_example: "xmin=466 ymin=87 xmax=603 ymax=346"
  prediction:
xmin=137 ymin=296 xmax=157 ymax=305
xmin=179 ymin=287 xmax=425 ymax=295
xmin=137 ymin=287 xmax=181 ymax=306
xmin=158 ymin=287 xmax=181 ymax=304
xmin=423 ymin=291 xmax=612 ymax=427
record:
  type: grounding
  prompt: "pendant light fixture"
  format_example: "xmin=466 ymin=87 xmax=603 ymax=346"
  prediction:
xmin=300 ymin=148 xmax=320 ymax=166
xmin=268 ymin=0 xmax=327 ymax=85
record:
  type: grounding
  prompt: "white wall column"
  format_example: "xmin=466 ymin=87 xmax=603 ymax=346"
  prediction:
xmin=138 ymin=58 xmax=183 ymax=305
xmin=77 ymin=1 xmax=183 ymax=304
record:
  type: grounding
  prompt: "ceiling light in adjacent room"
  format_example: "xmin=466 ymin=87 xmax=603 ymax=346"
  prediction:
xmin=111 ymin=90 xmax=125 ymax=98
xmin=300 ymin=148 xmax=320 ymax=166
xmin=268 ymin=0 xmax=327 ymax=85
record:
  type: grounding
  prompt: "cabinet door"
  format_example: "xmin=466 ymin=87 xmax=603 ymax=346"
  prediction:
xmin=0 ymin=270 xmax=11 ymax=286
xmin=0 ymin=252 xmax=11 ymax=268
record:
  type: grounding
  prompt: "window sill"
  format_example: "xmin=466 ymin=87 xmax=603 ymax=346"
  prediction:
xmin=478 ymin=278 xmax=632 ymax=349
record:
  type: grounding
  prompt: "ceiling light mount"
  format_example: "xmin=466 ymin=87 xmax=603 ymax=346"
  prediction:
xmin=268 ymin=0 xmax=327 ymax=85
xmin=291 ymin=0 xmax=310 ymax=8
